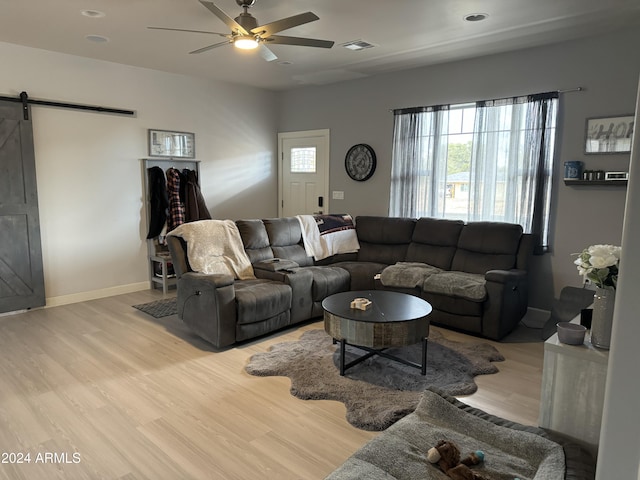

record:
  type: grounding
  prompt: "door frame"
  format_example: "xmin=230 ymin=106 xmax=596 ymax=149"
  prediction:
xmin=277 ymin=129 xmax=330 ymax=217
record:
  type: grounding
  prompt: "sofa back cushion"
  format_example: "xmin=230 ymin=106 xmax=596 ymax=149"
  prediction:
xmin=236 ymin=219 xmax=274 ymax=264
xmin=451 ymin=221 xmax=523 ymax=274
xmin=263 ymin=217 xmax=314 ymax=266
xmin=355 ymin=216 xmax=416 ymax=265
xmin=406 ymin=217 xmax=464 ymax=270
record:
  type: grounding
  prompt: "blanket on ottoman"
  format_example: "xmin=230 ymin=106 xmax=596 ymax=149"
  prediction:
xmin=326 ymin=389 xmax=576 ymax=480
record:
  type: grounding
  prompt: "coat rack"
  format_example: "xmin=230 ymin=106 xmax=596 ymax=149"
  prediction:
xmin=141 ymin=158 xmax=201 ymax=294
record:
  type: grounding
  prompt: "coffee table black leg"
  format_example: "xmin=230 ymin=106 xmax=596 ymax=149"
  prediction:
xmin=339 ymin=339 xmax=346 ymax=376
xmin=421 ymin=337 xmax=428 ymax=376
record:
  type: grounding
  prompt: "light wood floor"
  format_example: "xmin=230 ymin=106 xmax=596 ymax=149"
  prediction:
xmin=0 ymin=289 xmax=544 ymax=480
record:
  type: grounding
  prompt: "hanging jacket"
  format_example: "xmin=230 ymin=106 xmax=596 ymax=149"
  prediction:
xmin=183 ymin=169 xmax=211 ymax=222
xmin=146 ymin=166 xmax=169 ymax=239
xmin=166 ymin=167 xmax=185 ymax=232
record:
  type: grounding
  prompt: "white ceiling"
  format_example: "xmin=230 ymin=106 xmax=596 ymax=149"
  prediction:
xmin=1 ymin=0 xmax=639 ymax=91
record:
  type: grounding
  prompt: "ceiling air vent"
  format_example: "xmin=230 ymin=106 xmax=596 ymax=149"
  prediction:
xmin=340 ymin=40 xmax=376 ymax=51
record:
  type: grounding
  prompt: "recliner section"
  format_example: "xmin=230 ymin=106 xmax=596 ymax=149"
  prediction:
xmin=167 ymin=215 xmax=533 ymax=348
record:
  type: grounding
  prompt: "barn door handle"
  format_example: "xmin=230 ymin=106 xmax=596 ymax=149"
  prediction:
xmin=318 ymin=196 xmax=324 ymax=207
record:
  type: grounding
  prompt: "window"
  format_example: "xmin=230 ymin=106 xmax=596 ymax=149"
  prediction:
xmin=389 ymin=92 xmax=558 ymax=252
xmin=290 ymin=147 xmax=316 ymax=173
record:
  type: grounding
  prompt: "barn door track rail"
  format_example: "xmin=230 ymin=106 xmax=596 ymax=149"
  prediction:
xmin=0 ymin=91 xmax=136 ymax=120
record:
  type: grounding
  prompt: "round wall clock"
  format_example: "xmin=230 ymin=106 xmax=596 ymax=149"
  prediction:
xmin=345 ymin=144 xmax=376 ymax=181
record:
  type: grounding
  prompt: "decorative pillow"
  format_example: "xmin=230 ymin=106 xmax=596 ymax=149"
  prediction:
xmin=422 ymin=271 xmax=487 ymax=302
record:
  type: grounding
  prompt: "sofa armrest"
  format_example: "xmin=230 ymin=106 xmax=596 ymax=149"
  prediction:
xmin=180 ymin=271 xmax=234 ymax=289
xmin=485 ymin=269 xmax=527 ymax=284
xmin=253 ymin=268 xmax=314 ymax=323
xmin=482 ymin=269 xmax=529 ymax=340
xmin=253 ymin=258 xmax=300 ymax=272
xmin=176 ymin=272 xmax=237 ymax=348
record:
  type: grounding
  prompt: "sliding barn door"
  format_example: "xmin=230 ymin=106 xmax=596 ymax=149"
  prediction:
xmin=0 ymin=100 xmax=45 ymax=313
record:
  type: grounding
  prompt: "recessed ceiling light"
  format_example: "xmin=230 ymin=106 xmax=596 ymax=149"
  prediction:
xmin=463 ymin=13 xmax=488 ymax=22
xmin=340 ymin=40 xmax=376 ymax=51
xmin=81 ymin=10 xmax=106 ymax=18
xmin=85 ymin=34 xmax=109 ymax=43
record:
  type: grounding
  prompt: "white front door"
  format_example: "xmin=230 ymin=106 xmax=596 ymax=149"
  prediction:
xmin=278 ymin=129 xmax=330 ymax=217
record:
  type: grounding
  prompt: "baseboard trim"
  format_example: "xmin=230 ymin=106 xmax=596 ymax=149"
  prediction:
xmin=46 ymin=282 xmax=150 ymax=308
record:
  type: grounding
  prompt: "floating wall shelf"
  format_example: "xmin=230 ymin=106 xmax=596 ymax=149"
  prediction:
xmin=564 ymin=179 xmax=627 ymax=186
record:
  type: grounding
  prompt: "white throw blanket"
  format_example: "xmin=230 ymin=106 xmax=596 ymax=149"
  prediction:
xmin=297 ymin=214 xmax=360 ymax=261
xmin=168 ymin=220 xmax=255 ymax=280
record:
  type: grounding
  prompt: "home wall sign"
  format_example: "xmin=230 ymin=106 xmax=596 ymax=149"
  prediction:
xmin=148 ymin=129 xmax=195 ymax=158
xmin=585 ymin=115 xmax=634 ymax=154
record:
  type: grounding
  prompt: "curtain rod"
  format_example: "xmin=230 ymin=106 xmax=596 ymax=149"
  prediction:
xmin=0 ymin=91 xmax=136 ymax=120
xmin=389 ymin=87 xmax=584 ymax=113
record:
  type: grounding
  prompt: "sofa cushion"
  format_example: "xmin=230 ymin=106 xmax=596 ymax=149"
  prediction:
xmin=234 ymin=279 xmax=292 ymax=325
xmin=380 ymin=262 xmax=442 ymax=289
xmin=236 ymin=219 xmax=274 ymax=264
xmin=423 ymin=271 xmax=487 ymax=302
xmin=331 ymin=261 xmax=387 ymax=291
xmin=356 ymin=216 xmax=416 ymax=265
xmin=303 ymin=266 xmax=351 ymax=301
xmin=425 ymin=293 xmax=484 ymax=317
xmin=263 ymin=217 xmax=314 ymax=266
xmin=406 ymin=218 xmax=464 ymax=270
xmin=451 ymin=222 xmax=523 ymax=274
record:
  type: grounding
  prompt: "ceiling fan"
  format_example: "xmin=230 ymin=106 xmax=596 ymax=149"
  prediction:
xmin=149 ymin=0 xmax=334 ymax=62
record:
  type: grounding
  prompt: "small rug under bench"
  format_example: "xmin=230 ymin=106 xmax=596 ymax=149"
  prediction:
xmin=133 ymin=297 xmax=177 ymax=318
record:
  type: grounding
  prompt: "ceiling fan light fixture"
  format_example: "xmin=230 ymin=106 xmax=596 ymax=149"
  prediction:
xmin=234 ymin=36 xmax=259 ymax=50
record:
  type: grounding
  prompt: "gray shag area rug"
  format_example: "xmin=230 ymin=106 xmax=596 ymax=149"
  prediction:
xmin=245 ymin=329 xmax=504 ymax=431
xmin=133 ymin=297 xmax=177 ymax=318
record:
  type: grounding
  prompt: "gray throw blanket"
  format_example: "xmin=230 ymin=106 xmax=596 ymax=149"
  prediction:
xmin=326 ymin=390 xmax=565 ymax=480
xmin=380 ymin=262 xmax=442 ymax=289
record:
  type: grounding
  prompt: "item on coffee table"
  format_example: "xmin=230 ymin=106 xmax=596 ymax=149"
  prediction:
xmin=350 ymin=298 xmax=372 ymax=310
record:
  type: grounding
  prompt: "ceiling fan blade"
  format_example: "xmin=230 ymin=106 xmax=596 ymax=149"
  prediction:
xmin=252 ymin=12 xmax=319 ymax=38
xmin=148 ymin=26 xmax=228 ymax=37
xmin=189 ymin=40 xmax=231 ymax=54
xmin=259 ymin=45 xmax=278 ymax=62
xmin=199 ymin=0 xmax=248 ymax=35
xmin=265 ymin=35 xmax=334 ymax=49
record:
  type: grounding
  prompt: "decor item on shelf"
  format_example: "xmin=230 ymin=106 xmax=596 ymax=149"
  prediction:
xmin=591 ymin=287 xmax=616 ymax=349
xmin=573 ymin=244 xmax=621 ymax=349
xmin=564 ymin=160 xmax=583 ymax=180
xmin=556 ymin=321 xmax=587 ymax=345
xmin=585 ymin=114 xmax=634 ymax=154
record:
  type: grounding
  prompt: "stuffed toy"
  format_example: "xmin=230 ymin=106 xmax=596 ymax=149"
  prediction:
xmin=427 ymin=439 xmax=489 ymax=480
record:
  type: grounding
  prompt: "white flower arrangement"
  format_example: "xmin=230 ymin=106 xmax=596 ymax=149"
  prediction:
xmin=573 ymin=244 xmax=621 ymax=290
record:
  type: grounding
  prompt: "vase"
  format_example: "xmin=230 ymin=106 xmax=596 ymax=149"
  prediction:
xmin=590 ymin=287 xmax=616 ymax=349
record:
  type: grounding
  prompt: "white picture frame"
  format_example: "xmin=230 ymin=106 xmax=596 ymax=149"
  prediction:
xmin=585 ymin=115 xmax=634 ymax=154
xmin=148 ymin=129 xmax=195 ymax=158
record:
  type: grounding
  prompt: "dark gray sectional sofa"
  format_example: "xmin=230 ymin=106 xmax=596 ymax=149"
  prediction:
xmin=166 ymin=215 xmax=533 ymax=348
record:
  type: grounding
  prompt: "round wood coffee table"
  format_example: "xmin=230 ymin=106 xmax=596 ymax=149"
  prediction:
xmin=322 ymin=290 xmax=432 ymax=376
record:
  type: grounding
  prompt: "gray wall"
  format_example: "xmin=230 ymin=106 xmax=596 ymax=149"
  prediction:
xmin=277 ymin=28 xmax=640 ymax=310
